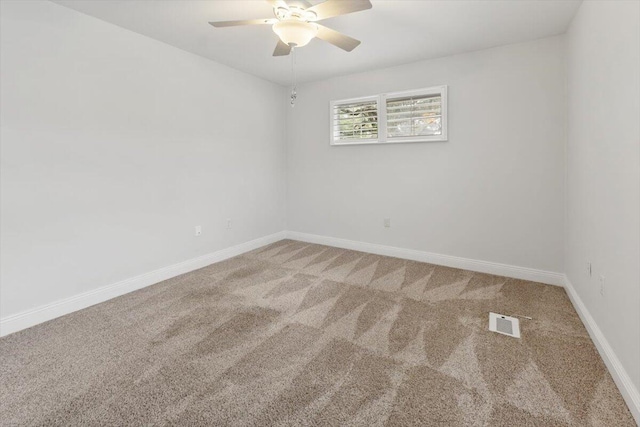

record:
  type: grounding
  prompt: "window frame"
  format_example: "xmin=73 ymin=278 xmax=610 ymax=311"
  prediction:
xmin=329 ymin=85 xmax=448 ymax=146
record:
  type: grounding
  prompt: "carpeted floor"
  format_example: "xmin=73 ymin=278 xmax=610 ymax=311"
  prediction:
xmin=0 ymin=239 xmax=635 ymax=426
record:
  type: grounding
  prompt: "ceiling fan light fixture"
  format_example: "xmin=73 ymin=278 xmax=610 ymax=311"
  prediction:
xmin=272 ymin=19 xmax=318 ymax=48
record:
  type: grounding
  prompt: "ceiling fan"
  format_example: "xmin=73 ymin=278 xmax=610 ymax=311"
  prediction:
xmin=208 ymin=0 xmax=372 ymax=57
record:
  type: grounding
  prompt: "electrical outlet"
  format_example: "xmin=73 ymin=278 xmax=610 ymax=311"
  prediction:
xmin=384 ymin=218 xmax=391 ymax=228
xmin=587 ymin=262 xmax=592 ymax=277
xmin=599 ymin=275 xmax=605 ymax=296
xmin=195 ymin=225 xmax=202 ymax=236
xmin=226 ymin=219 xmax=232 ymax=230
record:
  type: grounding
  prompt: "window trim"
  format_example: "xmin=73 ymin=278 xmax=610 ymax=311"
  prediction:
xmin=330 ymin=85 xmax=448 ymax=146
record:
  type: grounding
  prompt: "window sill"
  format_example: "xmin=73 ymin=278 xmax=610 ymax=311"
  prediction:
xmin=331 ymin=137 xmax=448 ymax=146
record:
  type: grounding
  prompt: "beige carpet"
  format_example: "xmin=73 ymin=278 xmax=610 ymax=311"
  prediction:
xmin=0 ymin=239 xmax=635 ymax=426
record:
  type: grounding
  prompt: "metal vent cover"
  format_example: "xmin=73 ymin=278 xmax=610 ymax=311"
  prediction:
xmin=489 ymin=312 xmax=520 ymax=338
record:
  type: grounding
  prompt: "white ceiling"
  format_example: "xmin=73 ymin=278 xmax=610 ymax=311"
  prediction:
xmin=52 ymin=0 xmax=581 ymax=86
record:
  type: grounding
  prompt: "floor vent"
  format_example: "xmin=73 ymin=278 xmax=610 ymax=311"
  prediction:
xmin=489 ymin=312 xmax=520 ymax=338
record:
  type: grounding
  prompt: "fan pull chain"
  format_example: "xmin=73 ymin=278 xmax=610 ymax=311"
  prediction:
xmin=290 ymin=47 xmax=297 ymax=107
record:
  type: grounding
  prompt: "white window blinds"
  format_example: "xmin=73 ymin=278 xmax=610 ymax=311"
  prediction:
xmin=330 ymin=86 xmax=447 ymax=145
xmin=386 ymin=94 xmax=442 ymax=139
xmin=331 ymin=98 xmax=378 ymax=144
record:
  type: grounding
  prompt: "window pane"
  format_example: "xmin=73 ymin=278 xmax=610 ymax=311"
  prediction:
xmin=386 ymin=94 xmax=441 ymax=138
xmin=333 ymin=100 xmax=378 ymax=142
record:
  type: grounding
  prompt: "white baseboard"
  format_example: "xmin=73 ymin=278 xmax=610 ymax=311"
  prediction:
xmin=0 ymin=231 xmax=286 ymax=337
xmin=563 ymin=276 xmax=640 ymax=425
xmin=285 ymin=231 xmax=564 ymax=286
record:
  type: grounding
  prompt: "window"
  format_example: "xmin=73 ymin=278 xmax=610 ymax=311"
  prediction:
xmin=385 ymin=87 xmax=444 ymax=142
xmin=330 ymin=96 xmax=379 ymax=144
xmin=330 ymin=85 xmax=447 ymax=145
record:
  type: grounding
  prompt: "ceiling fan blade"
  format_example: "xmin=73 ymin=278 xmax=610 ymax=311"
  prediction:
xmin=273 ymin=39 xmax=292 ymax=56
xmin=266 ymin=0 xmax=312 ymax=7
xmin=315 ymin=24 xmax=361 ymax=52
xmin=291 ymin=0 xmax=313 ymax=7
xmin=307 ymin=0 xmax=372 ymax=21
xmin=209 ymin=19 xmax=276 ymax=28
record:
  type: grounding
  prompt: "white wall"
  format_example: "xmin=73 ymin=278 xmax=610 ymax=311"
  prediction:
xmin=0 ymin=0 xmax=286 ymax=319
xmin=286 ymin=37 xmax=566 ymax=274
xmin=566 ymin=0 xmax=640 ymax=394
